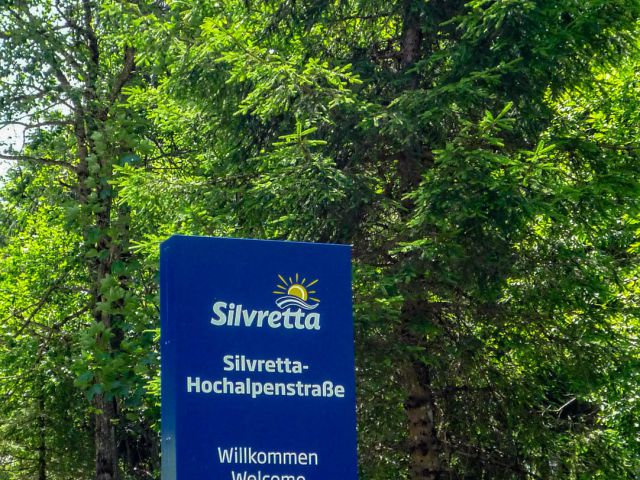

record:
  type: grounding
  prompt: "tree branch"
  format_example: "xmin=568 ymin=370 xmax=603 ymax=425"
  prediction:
xmin=0 ymin=120 xmax=73 ymax=130
xmin=15 ymin=283 xmax=60 ymax=335
xmin=0 ymin=153 xmax=75 ymax=170
xmin=82 ymin=0 xmax=100 ymax=76
xmin=108 ymin=46 xmax=136 ymax=105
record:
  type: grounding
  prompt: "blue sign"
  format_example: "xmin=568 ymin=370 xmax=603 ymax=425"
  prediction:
xmin=161 ymin=235 xmax=358 ymax=480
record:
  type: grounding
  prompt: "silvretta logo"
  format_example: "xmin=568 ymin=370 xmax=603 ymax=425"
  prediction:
xmin=211 ymin=273 xmax=321 ymax=330
xmin=273 ymin=273 xmax=319 ymax=310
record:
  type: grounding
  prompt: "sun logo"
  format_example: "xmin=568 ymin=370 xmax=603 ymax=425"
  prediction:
xmin=273 ymin=274 xmax=320 ymax=310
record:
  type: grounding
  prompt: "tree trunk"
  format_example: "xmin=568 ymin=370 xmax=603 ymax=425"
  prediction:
xmin=405 ymin=361 xmax=441 ymax=480
xmin=37 ymin=395 xmax=46 ymax=480
xmin=397 ymin=4 xmax=446 ymax=478
xmin=80 ymin=136 xmax=122 ymax=478
xmin=94 ymin=393 xmax=118 ymax=480
xmin=401 ymin=0 xmax=422 ymax=64
xmin=400 ymin=289 xmax=445 ymax=479
xmin=91 ymin=214 xmax=123 ymax=480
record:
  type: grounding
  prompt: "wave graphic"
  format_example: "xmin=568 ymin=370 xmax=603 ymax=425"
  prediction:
xmin=275 ymin=295 xmax=319 ymax=310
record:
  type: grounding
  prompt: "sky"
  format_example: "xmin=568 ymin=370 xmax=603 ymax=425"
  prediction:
xmin=0 ymin=124 xmax=25 ymax=178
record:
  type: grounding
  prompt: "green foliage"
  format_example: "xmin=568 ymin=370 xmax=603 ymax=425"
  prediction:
xmin=1 ymin=0 xmax=639 ymax=479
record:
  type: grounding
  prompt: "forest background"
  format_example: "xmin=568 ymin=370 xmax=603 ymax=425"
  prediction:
xmin=0 ymin=1 xmax=639 ymax=479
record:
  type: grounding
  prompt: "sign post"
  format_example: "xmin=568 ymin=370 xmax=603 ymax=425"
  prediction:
xmin=161 ymin=235 xmax=358 ymax=479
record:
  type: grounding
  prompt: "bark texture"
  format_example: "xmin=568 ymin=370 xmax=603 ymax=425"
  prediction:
xmin=406 ymin=362 xmax=441 ymax=480
xmin=38 ymin=395 xmax=46 ymax=480
xmin=94 ymin=394 xmax=118 ymax=480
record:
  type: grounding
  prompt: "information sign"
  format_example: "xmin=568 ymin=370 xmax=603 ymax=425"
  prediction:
xmin=161 ymin=235 xmax=358 ymax=480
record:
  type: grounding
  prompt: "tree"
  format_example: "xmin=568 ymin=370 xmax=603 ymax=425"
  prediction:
xmin=114 ymin=0 xmax=640 ymax=478
xmin=0 ymin=1 xmax=161 ymax=478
